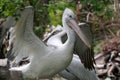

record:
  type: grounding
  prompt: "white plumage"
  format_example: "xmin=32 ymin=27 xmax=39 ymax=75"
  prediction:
xmin=45 ymin=25 xmax=98 ymax=80
xmin=9 ymin=6 xmax=94 ymax=79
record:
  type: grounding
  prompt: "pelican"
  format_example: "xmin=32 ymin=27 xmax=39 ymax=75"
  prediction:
xmin=9 ymin=6 xmax=94 ymax=79
xmin=45 ymin=25 xmax=98 ymax=80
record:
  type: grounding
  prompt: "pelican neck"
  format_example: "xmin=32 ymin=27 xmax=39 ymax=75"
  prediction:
xmin=62 ymin=20 xmax=75 ymax=46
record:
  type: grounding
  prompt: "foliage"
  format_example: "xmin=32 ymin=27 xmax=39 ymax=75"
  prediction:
xmin=0 ymin=0 xmax=119 ymax=40
xmin=48 ymin=0 xmax=75 ymax=26
xmin=0 ymin=0 xmax=28 ymax=17
xmin=0 ymin=0 xmax=48 ymax=37
xmin=80 ymin=0 xmax=111 ymax=13
xmin=79 ymin=0 xmax=119 ymax=41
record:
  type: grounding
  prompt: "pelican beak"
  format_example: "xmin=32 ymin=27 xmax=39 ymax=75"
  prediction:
xmin=67 ymin=18 xmax=91 ymax=48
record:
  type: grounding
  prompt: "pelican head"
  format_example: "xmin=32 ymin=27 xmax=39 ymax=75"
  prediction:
xmin=62 ymin=8 xmax=76 ymax=21
xmin=62 ymin=8 xmax=91 ymax=49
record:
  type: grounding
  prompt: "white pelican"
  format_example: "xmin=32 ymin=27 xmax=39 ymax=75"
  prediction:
xmin=9 ymin=6 xmax=94 ymax=79
xmin=45 ymin=25 xmax=98 ymax=80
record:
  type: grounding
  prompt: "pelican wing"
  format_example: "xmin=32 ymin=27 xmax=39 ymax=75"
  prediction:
xmin=59 ymin=54 xmax=97 ymax=80
xmin=0 ymin=16 xmax=16 ymax=47
xmin=10 ymin=6 xmax=48 ymax=63
xmin=74 ymin=23 xmax=95 ymax=69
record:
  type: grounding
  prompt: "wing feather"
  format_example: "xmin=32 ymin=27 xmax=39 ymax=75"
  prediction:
xmin=10 ymin=6 xmax=48 ymax=63
xmin=74 ymin=23 xmax=95 ymax=69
